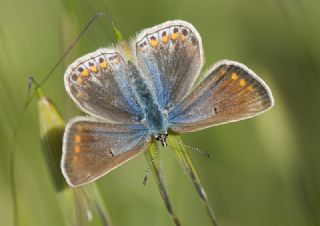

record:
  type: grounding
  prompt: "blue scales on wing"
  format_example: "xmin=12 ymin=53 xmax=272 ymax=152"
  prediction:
xmin=63 ymin=48 xmax=155 ymax=187
xmin=64 ymin=48 xmax=144 ymax=123
xmin=134 ymin=20 xmax=203 ymax=111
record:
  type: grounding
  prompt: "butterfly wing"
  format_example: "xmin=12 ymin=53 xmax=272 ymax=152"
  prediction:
xmin=64 ymin=48 xmax=143 ymax=123
xmin=61 ymin=117 xmax=151 ymax=186
xmin=168 ymin=60 xmax=274 ymax=132
xmin=133 ymin=20 xmax=203 ymax=110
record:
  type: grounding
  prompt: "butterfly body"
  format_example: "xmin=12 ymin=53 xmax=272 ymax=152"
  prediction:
xmin=61 ymin=20 xmax=274 ymax=186
xmin=126 ymin=60 xmax=168 ymax=135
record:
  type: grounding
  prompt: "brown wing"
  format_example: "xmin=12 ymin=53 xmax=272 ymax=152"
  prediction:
xmin=169 ymin=60 xmax=274 ymax=132
xmin=61 ymin=117 xmax=151 ymax=186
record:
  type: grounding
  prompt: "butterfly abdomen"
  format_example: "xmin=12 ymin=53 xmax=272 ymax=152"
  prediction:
xmin=127 ymin=61 xmax=167 ymax=134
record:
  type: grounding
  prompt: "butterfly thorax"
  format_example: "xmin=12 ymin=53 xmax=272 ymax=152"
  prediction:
xmin=155 ymin=132 xmax=168 ymax=146
xmin=127 ymin=61 xmax=168 ymax=134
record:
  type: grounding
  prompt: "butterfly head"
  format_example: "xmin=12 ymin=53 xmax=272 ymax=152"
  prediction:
xmin=155 ymin=132 xmax=168 ymax=147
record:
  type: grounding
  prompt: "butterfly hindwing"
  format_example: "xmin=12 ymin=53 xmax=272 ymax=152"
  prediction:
xmin=61 ymin=117 xmax=151 ymax=186
xmin=133 ymin=20 xmax=203 ymax=110
xmin=64 ymin=48 xmax=143 ymax=123
xmin=169 ymin=60 xmax=274 ymax=132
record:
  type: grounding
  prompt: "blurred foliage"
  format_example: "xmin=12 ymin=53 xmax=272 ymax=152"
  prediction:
xmin=1 ymin=0 xmax=320 ymax=226
xmin=37 ymin=90 xmax=111 ymax=226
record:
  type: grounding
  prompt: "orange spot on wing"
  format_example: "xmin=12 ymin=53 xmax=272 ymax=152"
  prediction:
xmin=90 ymin=65 xmax=98 ymax=73
xmin=74 ymin=135 xmax=81 ymax=143
xmin=100 ymin=61 xmax=108 ymax=69
xmin=161 ymin=35 xmax=168 ymax=43
xmin=171 ymin=33 xmax=178 ymax=40
xmin=180 ymin=34 xmax=187 ymax=42
xmin=239 ymin=79 xmax=246 ymax=86
xmin=150 ymin=39 xmax=158 ymax=47
xmin=219 ymin=68 xmax=226 ymax=75
xmin=247 ymin=85 xmax=254 ymax=91
xmin=74 ymin=145 xmax=80 ymax=153
xmin=81 ymin=68 xmax=89 ymax=77
xmin=231 ymin=73 xmax=238 ymax=80
xmin=76 ymin=77 xmax=83 ymax=85
xmin=73 ymin=156 xmax=79 ymax=161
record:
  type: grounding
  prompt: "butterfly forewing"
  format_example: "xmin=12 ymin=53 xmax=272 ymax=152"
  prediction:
xmin=133 ymin=20 xmax=203 ymax=110
xmin=64 ymin=48 xmax=143 ymax=123
xmin=169 ymin=60 xmax=274 ymax=132
xmin=61 ymin=117 xmax=151 ymax=186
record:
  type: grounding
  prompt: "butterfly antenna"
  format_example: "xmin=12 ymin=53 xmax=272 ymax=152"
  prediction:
xmin=142 ymin=143 xmax=160 ymax=186
xmin=24 ymin=12 xmax=118 ymax=109
xmin=38 ymin=12 xmax=114 ymax=87
xmin=173 ymin=137 xmax=213 ymax=159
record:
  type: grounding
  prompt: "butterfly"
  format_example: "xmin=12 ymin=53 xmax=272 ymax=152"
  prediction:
xmin=61 ymin=20 xmax=274 ymax=187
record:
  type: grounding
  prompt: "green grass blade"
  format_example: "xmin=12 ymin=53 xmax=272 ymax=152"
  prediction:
xmin=145 ymin=142 xmax=181 ymax=226
xmin=58 ymin=184 xmax=112 ymax=226
xmin=168 ymin=134 xmax=218 ymax=226
xmin=37 ymin=89 xmax=112 ymax=226
xmin=38 ymin=89 xmax=67 ymax=191
xmin=111 ymin=20 xmax=123 ymax=43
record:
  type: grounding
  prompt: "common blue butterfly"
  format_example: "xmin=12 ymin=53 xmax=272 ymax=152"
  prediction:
xmin=61 ymin=20 xmax=274 ymax=186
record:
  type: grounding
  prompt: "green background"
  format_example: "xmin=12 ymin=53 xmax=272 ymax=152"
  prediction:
xmin=1 ymin=0 xmax=320 ymax=225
